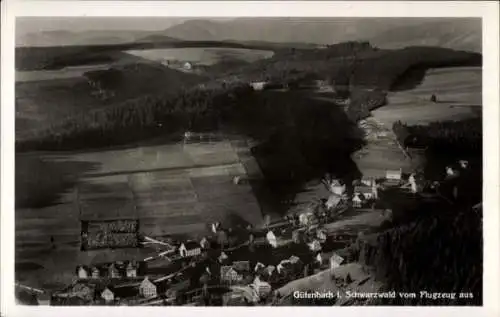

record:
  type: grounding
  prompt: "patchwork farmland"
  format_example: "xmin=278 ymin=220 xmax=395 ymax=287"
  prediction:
xmin=15 ymin=137 xmax=265 ymax=289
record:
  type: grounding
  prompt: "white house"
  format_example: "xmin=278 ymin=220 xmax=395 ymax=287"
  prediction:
xmin=328 ymin=180 xmax=346 ymax=196
xmin=299 ymin=211 xmax=315 ymax=226
xmin=308 ymin=240 xmax=322 ymax=252
xmin=252 ymin=276 xmax=272 ymax=298
xmin=265 ymin=265 xmax=276 ymax=277
xmin=218 ymin=251 xmax=229 ymax=263
xmin=371 ymin=181 xmax=379 ymax=200
xmin=352 ymin=193 xmax=363 ymax=208
xmin=354 ymin=186 xmax=375 ymax=201
xmin=90 ymin=267 xmax=100 ymax=279
xmin=211 ymin=223 xmax=218 ymax=234
xmin=126 ymin=262 xmax=137 ymax=278
xmin=108 ymin=263 xmax=120 ymax=279
xmin=459 ymin=160 xmax=469 ymax=169
xmin=446 ymin=166 xmax=459 ymax=177
xmin=316 ymin=228 xmax=327 ymax=242
xmin=250 ymin=82 xmax=266 ymax=91
xmin=77 ymin=266 xmax=88 ymax=279
xmin=101 ymin=287 xmax=114 ymax=303
xmin=200 ymin=237 xmax=210 ymax=249
xmin=325 ymin=194 xmax=342 ymax=210
xmin=408 ymin=173 xmax=418 ymax=194
xmin=315 ymin=253 xmax=324 ymax=265
xmin=179 ymin=241 xmax=202 ymax=257
xmin=289 ymin=255 xmax=301 ymax=264
xmin=386 ymin=169 xmax=402 ymax=180
xmin=254 ymin=262 xmax=266 ymax=272
xmin=220 ymin=266 xmax=242 ymax=284
xmin=330 ymin=253 xmax=344 ymax=269
xmin=266 ymin=231 xmax=278 ymax=248
xmin=233 ymin=176 xmax=241 ymax=185
xmin=277 ymin=260 xmax=292 ymax=275
xmin=139 ymin=277 xmax=157 ymax=298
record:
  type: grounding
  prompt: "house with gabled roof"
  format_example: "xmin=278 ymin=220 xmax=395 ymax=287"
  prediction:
xmin=200 ymin=237 xmax=210 ymax=249
xmin=267 ymin=264 xmax=276 ymax=273
xmin=179 ymin=241 xmax=202 ymax=257
xmin=108 ymin=263 xmax=120 ymax=279
xmin=458 ymin=160 xmax=469 ymax=169
xmin=220 ymin=266 xmax=242 ymax=284
xmin=315 ymin=253 xmax=324 ymax=266
xmin=90 ymin=266 xmax=100 ymax=279
xmin=289 ymin=255 xmax=301 ymax=265
xmin=183 ymin=62 xmax=192 ymax=71
xmin=325 ymin=194 xmax=342 ymax=211
xmin=316 ymin=228 xmax=327 ymax=242
xmin=139 ymin=277 xmax=157 ymax=298
xmin=307 ymin=239 xmax=322 ymax=252
xmin=125 ymin=261 xmax=137 ymax=278
xmin=330 ymin=253 xmax=344 ymax=270
xmin=77 ymin=266 xmax=89 ymax=279
xmin=218 ymin=251 xmax=229 ymax=264
xmin=254 ymin=262 xmax=266 ymax=273
xmin=252 ymin=276 xmax=272 ymax=298
xmin=266 ymin=231 xmax=278 ymax=248
xmin=101 ymin=287 xmax=114 ymax=303
xmin=352 ymin=193 xmax=363 ymax=208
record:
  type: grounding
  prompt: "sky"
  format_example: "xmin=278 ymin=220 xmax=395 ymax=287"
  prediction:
xmin=16 ymin=17 xmax=233 ymax=36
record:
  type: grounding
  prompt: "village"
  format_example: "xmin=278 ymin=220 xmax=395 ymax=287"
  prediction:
xmin=15 ymin=150 xmax=474 ymax=307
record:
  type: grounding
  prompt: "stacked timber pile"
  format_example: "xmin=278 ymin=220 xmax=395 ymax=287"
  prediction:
xmin=81 ymin=219 xmax=140 ymax=250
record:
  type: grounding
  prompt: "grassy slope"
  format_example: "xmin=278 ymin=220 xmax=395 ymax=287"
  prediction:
xmin=16 ymin=63 xmax=207 ymax=140
xmin=15 ymin=41 xmax=269 ymax=71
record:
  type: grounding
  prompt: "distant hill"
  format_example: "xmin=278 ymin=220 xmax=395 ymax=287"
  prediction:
xmin=369 ymin=20 xmax=482 ymax=53
xmin=157 ymin=18 xmax=481 ymax=53
xmin=134 ymin=34 xmax=180 ymax=44
xmin=16 ymin=18 xmax=481 ymax=53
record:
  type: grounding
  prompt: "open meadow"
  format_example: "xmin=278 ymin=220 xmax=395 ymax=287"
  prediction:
xmin=372 ymin=66 xmax=482 ymax=126
xmin=125 ymin=47 xmax=274 ymax=66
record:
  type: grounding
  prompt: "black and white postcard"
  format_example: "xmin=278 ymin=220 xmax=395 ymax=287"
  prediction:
xmin=1 ymin=1 xmax=499 ymax=317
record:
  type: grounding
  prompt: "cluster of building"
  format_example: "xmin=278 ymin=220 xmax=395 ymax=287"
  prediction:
xmin=76 ymin=261 xmax=141 ymax=280
xmin=161 ymin=60 xmax=193 ymax=71
xmin=32 ymin=170 xmax=385 ymax=307
xmin=46 ymin=275 xmax=173 ymax=306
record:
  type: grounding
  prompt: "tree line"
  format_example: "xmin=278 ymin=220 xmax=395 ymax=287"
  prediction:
xmin=392 ymin=118 xmax=482 ymax=155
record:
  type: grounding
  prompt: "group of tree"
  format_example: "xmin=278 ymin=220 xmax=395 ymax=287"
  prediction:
xmin=392 ymin=118 xmax=482 ymax=156
xmin=346 ymin=88 xmax=388 ymax=122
